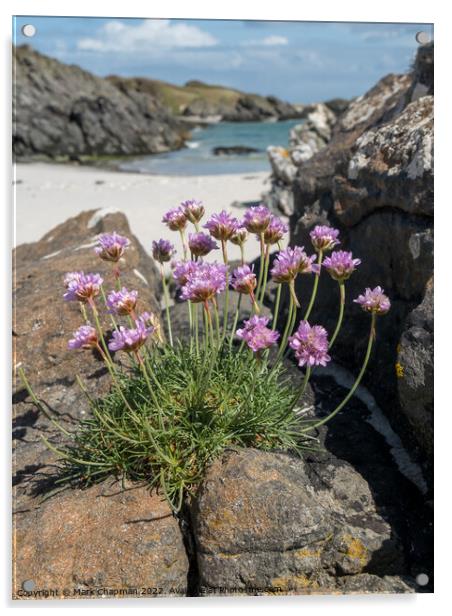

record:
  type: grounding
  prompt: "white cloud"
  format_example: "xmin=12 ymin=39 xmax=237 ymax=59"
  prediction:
xmin=243 ymin=35 xmax=288 ymax=47
xmin=77 ymin=19 xmax=218 ymax=53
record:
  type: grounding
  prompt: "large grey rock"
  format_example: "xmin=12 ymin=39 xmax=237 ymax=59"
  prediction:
xmin=288 ymin=43 xmax=434 ymax=473
xmin=263 ymin=103 xmax=339 ymax=215
xmin=13 ymin=480 xmax=189 ymax=599
xmin=13 ymin=45 xmax=186 ymax=160
xmin=192 ymin=449 xmax=409 ymax=595
xmin=397 ymin=277 xmax=434 ymax=462
xmin=13 ymin=209 xmax=161 ymax=513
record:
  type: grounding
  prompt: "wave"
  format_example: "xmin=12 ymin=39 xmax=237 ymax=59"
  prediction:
xmin=186 ymin=141 xmax=200 ymax=149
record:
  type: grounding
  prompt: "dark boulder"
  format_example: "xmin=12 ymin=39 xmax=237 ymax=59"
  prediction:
xmin=191 ymin=448 xmax=414 ymax=595
xmin=13 ymin=45 xmax=186 ymax=160
xmin=287 ymin=43 xmax=434 ymax=475
xmin=212 ymin=145 xmax=260 ymax=156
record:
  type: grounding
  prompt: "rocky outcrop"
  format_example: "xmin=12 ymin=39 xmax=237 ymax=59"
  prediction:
xmin=13 ymin=480 xmax=189 ymax=599
xmin=397 ymin=277 xmax=434 ymax=461
xmin=182 ymin=92 xmax=302 ymax=122
xmin=13 ymin=210 xmax=161 ymax=509
xmin=13 ymin=45 xmax=187 ymax=160
xmin=286 ymin=43 xmax=434 ymax=475
xmin=212 ymin=145 xmax=260 ymax=156
xmin=264 ymin=103 xmax=339 ymax=215
xmin=192 ymin=448 xmax=414 ymax=595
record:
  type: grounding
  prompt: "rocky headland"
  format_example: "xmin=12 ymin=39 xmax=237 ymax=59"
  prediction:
xmin=263 ymin=43 xmax=434 ymax=486
xmin=13 ymin=45 xmax=310 ymax=162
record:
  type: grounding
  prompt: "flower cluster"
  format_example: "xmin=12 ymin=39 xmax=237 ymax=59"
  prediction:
xmin=152 ymin=239 xmax=175 ymax=264
xmin=68 ymin=325 xmax=98 ymax=350
xmin=63 ymin=272 xmax=103 ymax=303
xmin=179 ymin=262 xmax=227 ymax=304
xmin=231 ymin=264 xmax=256 ymax=295
xmin=243 ymin=205 xmax=272 ymax=234
xmin=263 ymin=216 xmax=288 ymax=245
xmin=323 ymin=250 xmax=361 ymax=282
xmin=95 ymin=232 xmax=130 ymax=262
xmin=108 ymin=318 xmax=153 ymax=353
xmin=181 ymin=199 xmax=205 ymax=224
xmin=61 ymin=205 xmax=390 ymax=462
xmin=354 ymin=286 xmax=391 ymax=315
xmin=289 ymin=321 xmax=331 ymax=367
xmin=162 ymin=206 xmax=188 ymax=231
xmin=203 ymin=210 xmax=239 ymax=241
xmin=24 ymin=199 xmax=395 ymax=517
xmin=188 ymin=232 xmax=218 ymax=257
xmin=237 ymin=316 xmax=280 ymax=352
xmin=310 ymin=225 xmax=340 ymax=252
xmin=107 ymin=288 xmax=138 ymax=316
xmin=270 ymin=246 xmax=318 ymax=283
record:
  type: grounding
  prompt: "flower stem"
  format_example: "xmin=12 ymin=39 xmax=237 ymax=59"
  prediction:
xmin=240 ymin=244 xmax=245 ymax=265
xmin=89 ymin=299 xmax=113 ymax=364
xmin=255 ymin=232 xmax=265 ymax=302
xmin=213 ymin=298 xmax=221 ymax=348
xmin=135 ymin=351 xmax=164 ymax=428
xmin=304 ymin=250 xmax=323 ymax=321
xmin=258 ymin=244 xmax=270 ymax=306
xmin=329 ymin=282 xmax=345 ymax=350
xmin=94 ymin=343 xmax=134 ymax=414
xmin=274 ymin=290 xmax=294 ymax=365
xmin=221 ymin=240 xmax=230 ymax=342
xmin=179 ymin=229 xmax=188 ymax=260
xmin=302 ymin=313 xmax=376 ymax=433
xmin=291 ymin=366 xmax=311 ymax=407
xmin=194 ymin=303 xmax=199 ymax=355
xmin=272 ymin=284 xmax=282 ymax=331
xmin=229 ymin=293 xmax=243 ymax=349
xmin=161 ymin=266 xmax=173 ymax=347
xmin=100 ymin=284 xmax=119 ymax=332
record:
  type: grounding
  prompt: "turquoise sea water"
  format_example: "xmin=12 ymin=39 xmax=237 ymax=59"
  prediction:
xmin=119 ymin=119 xmax=302 ymax=176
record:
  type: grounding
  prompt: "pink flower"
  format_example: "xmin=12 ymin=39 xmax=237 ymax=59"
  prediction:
xmin=243 ymin=205 xmax=272 ymax=234
xmin=94 ymin=232 xmax=130 ymax=262
xmin=63 ymin=272 xmax=103 ymax=303
xmin=230 ymin=226 xmax=249 ymax=246
xmin=289 ymin=321 xmax=331 ymax=367
xmin=188 ymin=232 xmax=218 ymax=257
xmin=162 ymin=206 xmax=188 ymax=231
xmin=270 ymin=247 xmax=318 ymax=283
xmin=203 ymin=210 xmax=239 ymax=241
xmin=108 ymin=319 xmax=153 ymax=353
xmin=180 ymin=262 xmax=228 ymax=304
xmin=106 ymin=288 xmax=138 ymax=316
xmin=263 ymin=216 xmax=288 ymax=245
xmin=181 ymin=199 xmax=205 ymax=224
xmin=63 ymin=271 xmax=83 ymax=288
xmin=152 ymin=239 xmax=175 ymax=264
xmin=68 ymin=325 xmax=98 ymax=350
xmin=231 ymin=264 xmax=257 ymax=295
xmin=172 ymin=260 xmax=199 ymax=287
xmin=236 ymin=315 xmax=280 ymax=352
xmin=354 ymin=286 xmax=391 ymax=315
xmin=310 ymin=225 xmax=340 ymax=252
xmin=323 ymin=250 xmax=361 ymax=282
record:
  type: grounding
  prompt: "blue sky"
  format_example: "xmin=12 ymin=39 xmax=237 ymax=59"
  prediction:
xmin=13 ymin=17 xmax=433 ymax=103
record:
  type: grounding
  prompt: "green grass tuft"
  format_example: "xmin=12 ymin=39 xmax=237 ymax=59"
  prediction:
xmin=50 ymin=343 xmax=314 ymax=512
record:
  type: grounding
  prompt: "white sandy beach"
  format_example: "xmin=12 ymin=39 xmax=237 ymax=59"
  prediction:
xmin=14 ymin=163 xmax=277 ymax=262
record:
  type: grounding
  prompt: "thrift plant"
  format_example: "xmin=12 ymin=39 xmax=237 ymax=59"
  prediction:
xmin=20 ymin=202 xmax=390 ymax=512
